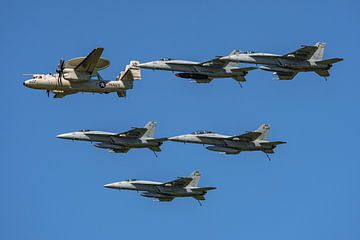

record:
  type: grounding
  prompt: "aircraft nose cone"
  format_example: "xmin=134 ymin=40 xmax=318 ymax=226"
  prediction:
xmin=23 ymin=80 xmax=30 ymax=87
xmin=56 ymin=133 xmax=72 ymax=139
xmin=104 ymin=183 xmax=117 ymax=189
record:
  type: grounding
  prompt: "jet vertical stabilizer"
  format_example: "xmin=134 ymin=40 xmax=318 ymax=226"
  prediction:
xmin=188 ymin=171 xmax=201 ymax=187
xmin=255 ymin=124 xmax=271 ymax=141
xmin=310 ymin=42 xmax=326 ymax=61
xmin=143 ymin=121 xmax=157 ymax=138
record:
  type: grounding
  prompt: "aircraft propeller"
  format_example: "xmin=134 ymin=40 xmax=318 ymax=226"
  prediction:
xmin=56 ymin=59 xmax=65 ymax=85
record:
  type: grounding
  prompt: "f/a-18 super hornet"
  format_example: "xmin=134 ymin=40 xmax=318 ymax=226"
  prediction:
xmin=104 ymin=171 xmax=216 ymax=205
xmin=56 ymin=121 xmax=167 ymax=156
xmin=220 ymin=42 xmax=343 ymax=80
xmin=23 ymin=47 xmax=141 ymax=98
xmin=168 ymin=124 xmax=286 ymax=160
xmin=137 ymin=50 xmax=256 ymax=85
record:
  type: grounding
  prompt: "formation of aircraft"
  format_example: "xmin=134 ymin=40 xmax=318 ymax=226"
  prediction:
xmin=220 ymin=42 xmax=343 ymax=80
xmin=168 ymin=124 xmax=286 ymax=160
xmin=56 ymin=121 xmax=167 ymax=156
xmin=137 ymin=50 xmax=256 ymax=85
xmin=57 ymin=122 xmax=286 ymax=160
xmin=23 ymin=48 xmax=141 ymax=98
xmin=104 ymin=171 xmax=216 ymax=205
xmin=23 ymin=43 xmax=341 ymax=204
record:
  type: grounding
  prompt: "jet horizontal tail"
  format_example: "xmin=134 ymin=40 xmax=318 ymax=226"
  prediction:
xmin=316 ymin=58 xmax=343 ymax=65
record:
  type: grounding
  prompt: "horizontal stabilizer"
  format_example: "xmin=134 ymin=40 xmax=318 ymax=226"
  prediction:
xmin=194 ymin=187 xmax=216 ymax=192
xmin=193 ymin=195 xmax=206 ymax=201
xmin=260 ymin=141 xmax=287 ymax=146
xmin=315 ymin=70 xmax=330 ymax=77
xmin=149 ymin=146 xmax=161 ymax=152
xmin=316 ymin=58 xmax=343 ymax=65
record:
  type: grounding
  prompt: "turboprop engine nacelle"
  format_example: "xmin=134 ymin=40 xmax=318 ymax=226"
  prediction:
xmin=206 ymin=146 xmax=240 ymax=154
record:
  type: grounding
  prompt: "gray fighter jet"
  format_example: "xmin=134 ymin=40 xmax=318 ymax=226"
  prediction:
xmin=137 ymin=50 xmax=256 ymax=85
xmin=104 ymin=171 xmax=216 ymax=205
xmin=168 ymin=124 xmax=286 ymax=160
xmin=23 ymin=48 xmax=141 ymax=98
xmin=220 ymin=42 xmax=343 ymax=80
xmin=56 ymin=121 xmax=166 ymax=156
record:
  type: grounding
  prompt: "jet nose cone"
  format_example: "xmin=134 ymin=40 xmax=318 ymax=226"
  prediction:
xmin=104 ymin=183 xmax=117 ymax=189
xmin=56 ymin=133 xmax=72 ymax=139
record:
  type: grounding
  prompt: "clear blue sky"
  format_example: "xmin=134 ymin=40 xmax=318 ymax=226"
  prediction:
xmin=1 ymin=0 xmax=359 ymax=239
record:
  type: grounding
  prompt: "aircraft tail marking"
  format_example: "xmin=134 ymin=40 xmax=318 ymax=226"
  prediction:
xmin=143 ymin=121 xmax=157 ymax=138
xmin=255 ymin=124 xmax=271 ymax=141
xmin=188 ymin=171 xmax=201 ymax=187
xmin=310 ymin=42 xmax=326 ymax=61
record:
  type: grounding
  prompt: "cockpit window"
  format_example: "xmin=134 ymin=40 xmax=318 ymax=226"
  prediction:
xmin=192 ymin=130 xmax=213 ymax=134
xmin=126 ymin=179 xmax=137 ymax=181
xmin=160 ymin=58 xmax=172 ymax=61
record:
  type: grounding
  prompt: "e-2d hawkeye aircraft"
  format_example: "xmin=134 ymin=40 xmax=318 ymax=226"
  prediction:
xmin=168 ymin=124 xmax=286 ymax=160
xmin=104 ymin=171 xmax=216 ymax=205
xmin=56 ymin=121 xmax=167 ymax=156
xmin=137 ymin=50 xmax=256 ymax=86
xmin=220 ymin=42 xmax=343 ymax=80
xmin=23 ymin=47 xmax=141 ymax=98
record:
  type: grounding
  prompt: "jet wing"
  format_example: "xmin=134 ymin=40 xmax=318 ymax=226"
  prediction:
xmin=275 ymin=71 xmax=298 ymax=80
xmin=163 ymin=177 xmax=193 ymax=187
xmin=282 ymin=45 xmax=318 ymax=60
xmin=228 ymin=131 xmax=262 ymax=141
xmin=117 ymin=127 xmax=148 ymax=138
xmin=73 ymin=48 xmax=106 ymax=74
xmin=199 ymin=57 xmax=228 ymax=68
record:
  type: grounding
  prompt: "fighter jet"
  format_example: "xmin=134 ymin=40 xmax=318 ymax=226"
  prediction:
xmin=56 ymin=121 xmax=166 ymax=156
xmin=104 ymin=171 xmax=216 ymax=205
xmin=168 ymin=124 xmax=286 ymax=160
xmin=23 ymin=47 xmax=141 ymax=98
xmin=220 ymin=42 xmax=343 ymax=80
xmin=137 ymin=50 xmax=256 ymax=86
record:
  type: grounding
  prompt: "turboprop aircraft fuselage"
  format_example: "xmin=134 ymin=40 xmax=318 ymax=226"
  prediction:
xmin=23 ymin=74 xmax=126 ymax=93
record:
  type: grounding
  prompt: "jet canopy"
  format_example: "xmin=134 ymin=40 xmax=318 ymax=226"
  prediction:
xmin=126 ymin=179 xmax=137 ymax=181
xmin=79 ymin=129 xmax=91 ymax=132
xmin=192 ymin=130 xmax=214 ymax=134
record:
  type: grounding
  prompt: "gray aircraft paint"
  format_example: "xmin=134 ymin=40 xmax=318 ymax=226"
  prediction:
xmin=168 ymin=124 xmax=286 ymax=159
xmin=104 ymin=171 xmax=216 ymax=203
xmin=220 ymin=42 xmax=343 ymax=80
xmin=137 ymin=51 xmax=256 ymax=84
xmin=56 ymin=121 xmax=166 ymax=155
